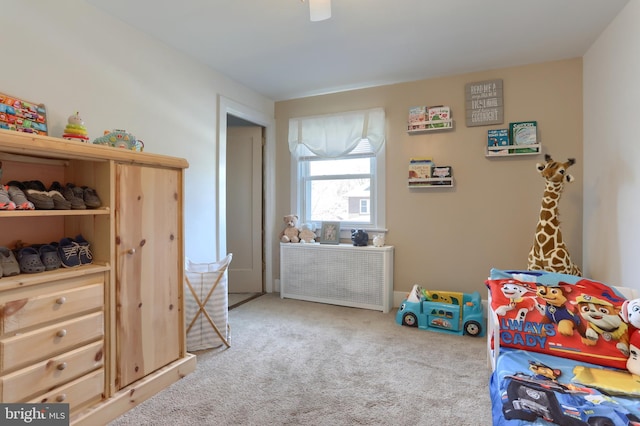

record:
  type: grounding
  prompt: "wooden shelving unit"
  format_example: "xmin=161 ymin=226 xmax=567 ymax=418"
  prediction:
xmin=0 ymin=129 xmax=195 ymax=425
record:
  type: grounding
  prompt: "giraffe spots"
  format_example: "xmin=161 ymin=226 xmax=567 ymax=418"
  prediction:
xmin=542 ymin=223 xmax=558 ymax=236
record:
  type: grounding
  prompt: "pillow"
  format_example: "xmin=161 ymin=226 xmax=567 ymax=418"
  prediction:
xmin=486 ymin=271 xmax=630 ymax=370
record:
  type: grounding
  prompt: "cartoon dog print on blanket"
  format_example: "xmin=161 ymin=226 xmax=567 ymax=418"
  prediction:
xmin=494 ymin=280 xmax=538 ymax=321
xmin=536 ymin=284 xmax=584 ymax=337
xmin=577 ymin=294 xmax=629 ymax=355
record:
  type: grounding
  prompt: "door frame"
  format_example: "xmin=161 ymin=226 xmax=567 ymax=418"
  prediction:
xmin=217 ymin=95 xmax=275 ymax=293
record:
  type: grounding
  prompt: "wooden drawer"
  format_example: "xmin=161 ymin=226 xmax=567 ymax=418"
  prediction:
xmin=3 ymin=280 xmax=104 ymax=334
xmin=30 ymin=368 xmax=104 ymax=413
xmin=1 ymin=340 xmax=104 ymax=402
xmin=0 ymin=311 xmax=103 ymax=372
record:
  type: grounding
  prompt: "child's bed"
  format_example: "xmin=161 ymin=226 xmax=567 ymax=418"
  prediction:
xmin=486 ymin=268 xmax=640 ymax=426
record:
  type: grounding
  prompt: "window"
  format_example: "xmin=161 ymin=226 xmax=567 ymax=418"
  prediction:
xmin=288 ymin=108 xmax=386 ymax=232
xmin=291 ymin=141 xmax=386 ymax=231
xmin=360 ymin=199 xmax=369 ymax=215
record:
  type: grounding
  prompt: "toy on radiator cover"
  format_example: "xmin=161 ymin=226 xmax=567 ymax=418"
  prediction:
xmin=396 ymin=284 xmax=485 ymax=337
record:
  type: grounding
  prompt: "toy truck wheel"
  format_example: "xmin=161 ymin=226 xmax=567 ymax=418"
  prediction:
xmin=464 ymin=320 xmax=482 ymax=336
xmin=402 ymin=313 xmax=418 ymax=327
xmin=587 ymin=418 xmax=615 ymax=426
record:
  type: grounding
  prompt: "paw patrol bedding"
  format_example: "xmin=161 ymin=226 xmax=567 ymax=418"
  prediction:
xmin=487 ymin=269 xmax=640 ymax=425
xmin=487 ymin=269 xmax=630 ymax=370
xmin=491 ymin=348 xmax=640 ymax=425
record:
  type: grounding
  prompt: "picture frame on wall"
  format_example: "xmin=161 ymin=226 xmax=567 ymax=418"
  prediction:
xmin=319 ymin=221 xmax=340 ymax=244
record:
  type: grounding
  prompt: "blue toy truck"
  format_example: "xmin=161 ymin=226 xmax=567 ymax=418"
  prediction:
xmin=396 ymin=284 xmax=485 ymax=337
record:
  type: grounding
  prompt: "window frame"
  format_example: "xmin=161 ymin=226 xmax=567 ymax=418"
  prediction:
xmin=290 ymin=145 xmax=386 ymax=236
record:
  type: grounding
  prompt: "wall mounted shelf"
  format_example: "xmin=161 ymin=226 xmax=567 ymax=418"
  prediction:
xmin=407 ymin=120 xmax=454 ymax=134
xmin=408 ymin=177 xmax=454 ymax=188
xmin=485 ymin=143 xmax=542 ymax=157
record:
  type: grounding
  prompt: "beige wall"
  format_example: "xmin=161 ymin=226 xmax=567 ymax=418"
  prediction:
xmin=275 ymin=58 xmax=583 ymax=295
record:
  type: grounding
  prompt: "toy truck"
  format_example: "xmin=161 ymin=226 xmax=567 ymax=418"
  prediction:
xmin=396 ymin=284 xmax=485 ymax=337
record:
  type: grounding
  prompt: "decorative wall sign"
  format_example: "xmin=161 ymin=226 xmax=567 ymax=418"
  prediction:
xmin=465 ymin=79 xmax=503 ymax=127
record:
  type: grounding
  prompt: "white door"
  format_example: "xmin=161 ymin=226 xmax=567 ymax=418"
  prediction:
xmin=226 ymin=126 xmax=263 ymax=293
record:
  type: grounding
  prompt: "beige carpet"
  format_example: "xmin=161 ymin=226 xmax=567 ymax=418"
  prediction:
xmin=109 ymin=294 xmax=493 ymax=425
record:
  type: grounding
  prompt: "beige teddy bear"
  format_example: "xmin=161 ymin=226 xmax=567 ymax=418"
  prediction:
xmin=280 ymin=214 xmax=300 ymax=243
xmin=299 ymin=223 xmax=317 ymax=243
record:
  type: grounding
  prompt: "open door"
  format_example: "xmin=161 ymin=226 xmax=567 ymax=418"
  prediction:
xmin=226 ymin=125 xmax=263 ymax=294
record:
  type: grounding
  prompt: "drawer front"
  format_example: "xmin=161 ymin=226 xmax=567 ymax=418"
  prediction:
xmin=1 ymin=340 xmax=104 ymax=402
xmin=0 ymin=312 xmax=103 ymax=372
xmin=29 ymin=368 xmax=104 ymax=413
xmin=3 ymin=280 xmax=104 ymax=334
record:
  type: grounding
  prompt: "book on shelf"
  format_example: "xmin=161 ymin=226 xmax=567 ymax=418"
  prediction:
xmin=431 ymin=166 xmax=453 ymax=185
xmin=509 ymin=121 xmax=538 ymax=153
xmin=408 ymin=106 xmax=427 ymax=130
xmin=408 ymin=157 xmax=434 ymax=183
xmin=487 ymin=129 xmax=509 ymax=155
xmin=427 ymin=106 xmax=451 ymax=129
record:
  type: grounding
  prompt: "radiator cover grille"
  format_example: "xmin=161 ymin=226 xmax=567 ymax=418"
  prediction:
xmin=280 ymin=243 xmax=394 ymax=312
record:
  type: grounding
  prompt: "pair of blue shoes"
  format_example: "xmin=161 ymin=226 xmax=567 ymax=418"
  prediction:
xmin=57 ymin=235 xmax=93 ymax=268
xmin=14 ymin=244 xmax=62 ymax=274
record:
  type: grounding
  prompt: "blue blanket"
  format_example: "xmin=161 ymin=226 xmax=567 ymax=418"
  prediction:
xmin=491 ymin=348 xmax=640 ymax=425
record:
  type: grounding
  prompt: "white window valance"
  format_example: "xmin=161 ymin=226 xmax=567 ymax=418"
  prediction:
xmin=288 ymin=107 xmax=386 ymax=158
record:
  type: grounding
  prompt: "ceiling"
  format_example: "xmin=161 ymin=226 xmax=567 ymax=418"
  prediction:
xmin=86 ymin=0 xmax=629 ymax=101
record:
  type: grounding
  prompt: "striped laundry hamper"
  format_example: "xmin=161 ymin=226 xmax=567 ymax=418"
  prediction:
xmin=184 ymin=253 xmax=232 ymax=350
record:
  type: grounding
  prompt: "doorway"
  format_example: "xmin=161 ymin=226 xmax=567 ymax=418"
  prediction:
xmin=226 ymin=115 xmax=264 ymax=308
xmin=217 ymin=95 xmax=275 ymax=308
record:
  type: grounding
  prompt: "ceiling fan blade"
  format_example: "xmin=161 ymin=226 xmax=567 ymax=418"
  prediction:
xmin=309 ymin=0 xmax=331 ymax=21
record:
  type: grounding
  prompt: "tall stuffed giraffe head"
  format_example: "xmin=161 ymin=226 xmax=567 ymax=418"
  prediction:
xmin=536 ymin=154 xmax=576 ymax=184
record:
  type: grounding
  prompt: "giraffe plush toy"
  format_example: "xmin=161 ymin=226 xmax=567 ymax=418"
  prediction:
xmin=527 ymin=154 xmax=582 ymax=276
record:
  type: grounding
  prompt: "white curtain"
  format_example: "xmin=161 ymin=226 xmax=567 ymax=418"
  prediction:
xmin=288 ymin=107 xmax=385 ymax=158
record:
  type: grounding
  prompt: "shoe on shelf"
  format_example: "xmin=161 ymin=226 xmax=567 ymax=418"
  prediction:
xmin=74 ymin=235 xmax=94 ymax=265
xmin=0 ymin=185 xmax=16 ymax=210
xmin=0 ymin=247 xmax=19 ymax=276
xmin=24 ymin=180 xmax=48 ymax=192
xmin=38 ymin=244 xmax=62 ymax=271
xmin=5 ymin=182 xmax=34 ymax=210
xmin=81 ymin=186 xmax=101 ymax=209
xmin=60 ymin=183 xmax=86 ymax=210
xmin=12 ymin=181 xmax=54 ymax=210
xmin=15 ymin=247 xmax=46 ymax=273
xmin=34 ymin=181 xmax=72 ymax=210
xmin=50 ymin=181 xmax=81 ymax=210
xmin=57 ymin=237 xmax=81 ymax=268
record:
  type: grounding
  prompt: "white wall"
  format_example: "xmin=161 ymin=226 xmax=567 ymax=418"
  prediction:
xmin=0 ymin=1 xmax=274 ymax=263
xmin=583 ymin=0 xmax=640 ymax=288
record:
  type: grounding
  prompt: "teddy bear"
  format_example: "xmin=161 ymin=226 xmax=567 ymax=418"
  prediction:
xmin=280 ymin=214 xmax=300 ymax=243
xmin=298 ymin=223 xmax=317 ymax=243
xmin=620 ymin=298 xmax=640 ymax=375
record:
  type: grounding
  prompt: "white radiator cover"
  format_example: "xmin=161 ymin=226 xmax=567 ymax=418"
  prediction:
xmin=280 ymin=243 xmax=394 ymax=312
